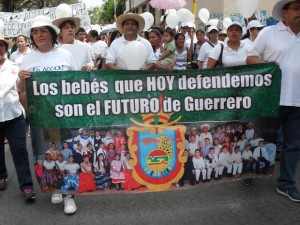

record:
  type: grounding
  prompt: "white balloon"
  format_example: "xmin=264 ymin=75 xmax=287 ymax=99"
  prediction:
xmin=236 ymin=0 xmax=259 ymax=18
xmin=166 ymin=9 xmax=177 ymax=15
xmin=176 ymin=8 xmax=195 ymax=23
xmin=198 ymin=8 xmax=210 ymax=24
xmin=123 ymin=41 xmax=147 ymax=70
xmin=140 ymin=12 xmax=154 ymax=31
xmin=55 ymin=3 xmax=72 ymax=18
xmin=222 ymin=17 xmax=232 ymax=28
xmin=207 ymin=19 xmax=219 ymax=27
xmin=166 ymin=13 xmax=179 ymax=29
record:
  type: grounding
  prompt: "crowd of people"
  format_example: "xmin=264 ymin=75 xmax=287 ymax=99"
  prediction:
xmin=1 ymin=0 xmax=299 ymax=215
xmin=34 ymin=122 xmax=276 ymax=192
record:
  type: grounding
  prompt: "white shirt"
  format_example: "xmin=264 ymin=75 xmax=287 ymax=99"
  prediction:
xmin=21 ymin=45 xmax=77 ymax=72
xmin=192 ymin=157 xmax=205 ymax=169
xmin=106 ymin=34 xmax=156 ymax=69
xmin=43 ymin=160 xmax=56 ymax=170
xmin=209 ymin=39 xmax=248 ymax=67
xmin=89 ymin=40 xmax=107 ymax=59
xmin=231 ymin=151 xmax=242 ymax=163
xmin=0 ymin=59 xmax=22 ymax=122
xmin=10 ymin=48 xmax=31 ymax=68
xmin=197 ymin=41 xmax=219 ymax=69
xmin=64 ymin=163 xmax=80 ymax=174
xmin=253 ymin=146 xmax=268 ymax=160
xmin=242 ymin=150 xmax=253 ymax=160
xmin=218 ymin=152 xmax=232 ymax=166
xmin=55 ymin=160 xmax=67 ymax=171
xmin=248 ymin=21 xmax=300 ymax=107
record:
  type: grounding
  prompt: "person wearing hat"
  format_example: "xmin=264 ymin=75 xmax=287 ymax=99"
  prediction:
xmin=243 ymin=20 xmax=264 ymax=49
xmin=184 ymin=21 xmax=197 ymax=50
xmin=0 ymin=34 xmax=36 ymax=200
xmin=207 ymin=21 xmax=248 ymax=68
xmin=218 ymin=29 xmax=227 ymax=42
xmin=52 ymin=14 xmax=94 ymax=71
xmin=18 ymin=15 xmax=78 ymax=213
xmin=197 ymin=26 xmax=220 ymax=69
xmin=247 ymin=0 xmax=300 ymax=202
xmin=106 ymin=13 xmax=156 ymax=70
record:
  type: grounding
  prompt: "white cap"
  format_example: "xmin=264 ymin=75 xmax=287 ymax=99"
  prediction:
xmin=227 ymin=21 xmax=243 ymax=31
xmin=185 ymin=21 xmax=196 ymax=29
xmin=207 ymin=26 xmax=218 ymax=33
xmin=247 ymin=20 xmax=264 ymax=30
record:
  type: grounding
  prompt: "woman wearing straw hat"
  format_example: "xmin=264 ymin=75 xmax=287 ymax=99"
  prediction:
xmin=18 ymin=15 xmax=78 ymax=214
xmin=0 ymin=34 xmax=36 ymax=200
xmin=52 ymin=14 xmax=94 ymax=71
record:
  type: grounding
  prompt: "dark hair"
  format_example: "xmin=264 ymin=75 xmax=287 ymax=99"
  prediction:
xmin=89 ymin=30 xmax=99 ymax=40
xmin=16 ymin=35 xmax=28 ymax=42
xmin=76 ymin=27 xmax=86 ymax=35
xmin=109 ymin=29 xmax=121 ymax=46
xmin=282 ymin=2 xmax=292 ymax=10
xmin=143 ymin=31 xmax=149 ymax=40
xmin=164 ymin=27 xmax=175 ymax=37
xmin=30 ymin=26 xmax=58 ymax=49
xmin=0 ymin=40 xmax=8 ymax=51
xmin=174 ymin=33 xmax=185 ymax=47
xmin=149 ymin=29 xmax=162 ymax=37
xmin=59 ymin=20 xmax=76 ymax=30
xmin=196 ymin=29 xmax=205 ymax=35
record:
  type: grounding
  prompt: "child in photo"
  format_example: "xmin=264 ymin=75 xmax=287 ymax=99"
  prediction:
xmin=54 ymin=154 xmax=66 ymax=189
xmin=46 ymin=142 xmax=60 ymax=161
xmin=234 ymin=123 xmax=244 ymax=140
xmin=102 ymin=130 xmax=114 ymax=150
xmin=224 ymin=124 xmax=234 ymax=142
xmin=231 ymin=136 xmax=239 ymax=153
xmin=218 ymin=146 xmax=233 ymax=177
xmin=242 ymin=144 xmax=254 ymax=172
xmin=78 ymin=155 xmax=96 ymax=193
xmin=96 ymin=142 xmax=106 ymax=159
xmin=106 ymin=143 xmax=116 ymax=166
xmin=93 ymin=131 xmax=102 ymax=151
xmin=178 ymin=149 xmax=195 ymax=186
xmin=123 ymin=152 xmax=141 ymax=191
xmin=110 ymin=153 xmax=125 ymax=190
xmin=231 ymin=146 xmax=243 ymax=177
xmin=156 ymin=28 xmax=176 ymax=70
xmin=114 ymin=130 xmax=127 ymax=153
xmin=202 ymin=138 xmax=213 ymax=157
xmin=245 ymin=122 xmax=255 ymax=141
xmin=253 ymin=140 xmax=270 ymax=174
xmin=120 ymin=143 xmax=128 ymax=162
xmin=41 ymin=153 xmax=57 ymax=191
xmin=93 ymin=153 xmax=111 ymax=190
xmin=61 ymin=155 xmax=80 ymax=191
xmin=188 ymin=135 xmax=199 ymax=156
xmin=213 ymin=126 xmax=225 ymax=144
xmin=61 ymin=141 xmax=73 ymax=161
xmin=213 ymin=138 xmax=222 ymax=156
xmin=238 ymin=134 xmax=248 ymax=153
xmin=86 ymin=142 xmax=97 ymax=163
xmin=223 ymin=136 xmax=232 ymax=154
xmin=192 ymin=149 xmax=207 ymax=183
xmin=204 ymin=147 xmax=219 ymax=181
xmin=73 ymin=143 xmax=86 ymax=165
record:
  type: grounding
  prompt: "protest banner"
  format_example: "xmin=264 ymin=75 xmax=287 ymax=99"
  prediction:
xmin=1 ymin=3 xmax=90 ymax=38
xmin=26 ymin=63 xmax=281 ymax=193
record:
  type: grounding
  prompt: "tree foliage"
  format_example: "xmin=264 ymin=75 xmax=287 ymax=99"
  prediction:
xmin=2 ymin=0 xmax=78 ymax=12
xmin=89 ymin=0 xmax=125 ymax=25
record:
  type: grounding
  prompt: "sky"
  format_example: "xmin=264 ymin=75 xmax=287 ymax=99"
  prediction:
xmin=81 ymin=0 xmax=104 ymax=9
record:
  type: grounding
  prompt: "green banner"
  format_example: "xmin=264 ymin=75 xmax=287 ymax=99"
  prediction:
xmin=26 ymin=63 xmax=281 ymax=128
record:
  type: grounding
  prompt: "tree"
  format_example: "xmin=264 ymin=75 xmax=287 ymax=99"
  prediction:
xmin=2 ymin=0 xmax=79 ymax=12
xmin=89 ymin=0 xmax=125 ymax=25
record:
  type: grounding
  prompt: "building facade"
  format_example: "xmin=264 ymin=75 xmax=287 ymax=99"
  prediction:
xmin=125 ymin=0 xmax=279 ymax=27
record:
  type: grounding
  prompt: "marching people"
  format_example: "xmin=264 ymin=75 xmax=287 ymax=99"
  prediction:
xmin=0 ymin=34 xmax=35 ymax=200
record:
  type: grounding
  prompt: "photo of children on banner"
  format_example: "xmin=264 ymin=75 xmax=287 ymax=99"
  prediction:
xmin=33 ymin=121 xmax=276 ymax=193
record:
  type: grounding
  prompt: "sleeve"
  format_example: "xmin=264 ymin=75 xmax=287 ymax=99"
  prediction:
xmin=105 ymin=43 xmax=117 ymax=65
xmin=247 ymin=28 xmax=268 ymax=59
xmin=197 ymin=43 xmax=207 ymax=61
xmin=208 ymin=43 xmax=222 ymax=61
xmin=166 ymin=42 xmax=176 ymax=53
xmin=145 ymin=41 xmax=157 ymax=65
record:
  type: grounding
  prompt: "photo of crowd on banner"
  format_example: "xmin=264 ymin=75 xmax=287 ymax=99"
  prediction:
xmin=33 ymin=120 xmax=276 ymax=193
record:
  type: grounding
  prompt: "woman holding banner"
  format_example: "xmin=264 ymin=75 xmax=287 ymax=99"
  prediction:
xmin=18 ymin=15 xmax=78 ymax=214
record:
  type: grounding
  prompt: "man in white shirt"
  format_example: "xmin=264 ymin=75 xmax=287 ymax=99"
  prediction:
xmin=253 ymin=141 xmax=270 ymax=175
xmin=106 ymin=13 xmax=156 ymax=70
xmin=246 ymin=0 xmax=300 ymax=202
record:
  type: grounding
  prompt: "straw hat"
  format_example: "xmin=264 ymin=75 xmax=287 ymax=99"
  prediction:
xmin=219 ymin=29 xmax=227 ymax=35
xmin=0 ymin=33 xmax=12 ymax=50
xmin=272 ymin=0 xmax=296 ymax=21
xmin=201 ymin=124 xmax=210 ymax=130
xmin=116 ymin=13 xmax=145 ymax=34
xmin=24 ymin=15 xmax=60 ymax=37
xmin=52 ymin=16 xmax=81 ymax=33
